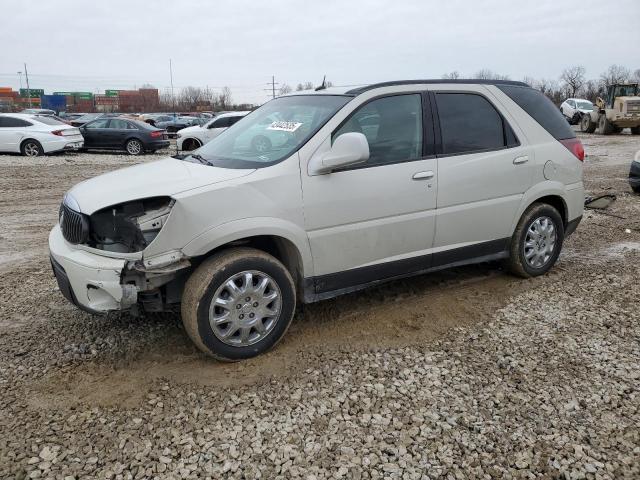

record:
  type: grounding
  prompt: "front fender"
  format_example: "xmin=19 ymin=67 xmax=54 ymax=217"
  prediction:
xmin=181 ymin=217 xmax=314 ymax=277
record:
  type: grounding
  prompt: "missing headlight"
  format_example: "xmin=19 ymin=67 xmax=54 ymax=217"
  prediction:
xmin=88 ymin=197 xmax=174 ymax=253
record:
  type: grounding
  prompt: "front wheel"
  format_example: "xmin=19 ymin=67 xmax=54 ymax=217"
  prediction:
xmin=597 ymin=114 xmax=614 ymax=135
xmin=125 ymin=138 xmax=143 ymax=155
xmin=508 ymin=203 xmax=565 ymax=278
xmin=580 ymin=114 xmax=596 ymax=133
xmin=181 ymin=248 xmax=296 ymax=361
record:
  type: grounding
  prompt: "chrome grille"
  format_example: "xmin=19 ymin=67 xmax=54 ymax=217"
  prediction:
xmin=59 ymin=203 xmax=89 ymax=244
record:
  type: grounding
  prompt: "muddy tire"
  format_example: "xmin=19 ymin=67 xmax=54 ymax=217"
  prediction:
xmin=597 ymin=114 xmax=614 ymax=135
xmin=631 ymin=126 xmax=640 ymax=135
xmin=580 ymin=114 xmax=596 ymax=133
xmin=21 ymin=139 xmax=44 ymax=157
xmin=181 ymin=247 xmax=296 ymax=361
xmin=507 ymin=203 xmax=565 ymax=279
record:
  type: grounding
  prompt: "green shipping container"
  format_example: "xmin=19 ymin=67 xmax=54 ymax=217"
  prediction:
xmin=20 ymin=88 xmax=44 ymax=98
xmin=105 ymin=90 xmax=120 ymax=97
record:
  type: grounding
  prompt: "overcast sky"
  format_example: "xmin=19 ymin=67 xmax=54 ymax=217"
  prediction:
xmin=1 ymin=0 xmax=638 ymax=105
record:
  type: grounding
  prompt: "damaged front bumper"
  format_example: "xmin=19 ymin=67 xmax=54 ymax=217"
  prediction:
xmin=49 ymin=225 xmax=136 ymax=313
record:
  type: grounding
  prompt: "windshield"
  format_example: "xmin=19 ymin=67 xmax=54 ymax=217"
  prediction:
xmin=576 ymin=101 xmax=593 ymax=110
xmin=191 ymin=95 xmax=352 ymax=168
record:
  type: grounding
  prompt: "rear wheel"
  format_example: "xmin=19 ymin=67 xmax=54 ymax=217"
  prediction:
xmin=21 ymin=139 xmax=43 ymax=157
xmin=580 ymin=114 xmax=596 ymax=133
xmin=631 ymin=126 xmax=640 ymax=135
xmin=597 ymin=114 xmax=614 ymax=135
xmin=508 ymin=203 xmax=564 ymax=278
xmin=181 ymin=248 xmax=296 ymax=361
xmin=125 ymin=138 xmax=143 ymax=155
xmin=182 ymin=138 xmax=202 ymax=151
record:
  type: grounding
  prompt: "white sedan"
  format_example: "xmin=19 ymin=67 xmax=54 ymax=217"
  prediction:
xmin=177 ymin=111 xmax=249 ymax=151
xmin=0 ymin=113 xmax=84 ymax=156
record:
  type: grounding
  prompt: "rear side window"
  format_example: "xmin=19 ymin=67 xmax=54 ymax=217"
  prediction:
xmin=435 ymin=93 xmax=518 ymax=155
xmin=498 ymin=85 xmax=575 ymax=140
xmin=0 ymin=117 xmax=32 ymax=127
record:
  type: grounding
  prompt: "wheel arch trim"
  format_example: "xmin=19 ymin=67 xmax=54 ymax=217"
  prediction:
xmin=181 ymin=217 xmax=314 ymax=278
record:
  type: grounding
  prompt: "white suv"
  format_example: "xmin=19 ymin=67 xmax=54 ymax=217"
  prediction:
xmin=49 ymin=80 xmax=584 ymax=360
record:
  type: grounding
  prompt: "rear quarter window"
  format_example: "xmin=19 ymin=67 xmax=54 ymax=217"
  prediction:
xmin=498 ymin=85 xmax=575 ymax=140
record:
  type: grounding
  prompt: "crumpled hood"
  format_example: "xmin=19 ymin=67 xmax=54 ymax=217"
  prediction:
xmin=68 ymin=157 xmax=254 ymax=214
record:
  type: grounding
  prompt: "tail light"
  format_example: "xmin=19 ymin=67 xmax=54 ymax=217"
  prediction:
xmin=150 ymin=130 xmax=163 ymax=138
xmin=559 ymin=138 xmax=584 ymax=162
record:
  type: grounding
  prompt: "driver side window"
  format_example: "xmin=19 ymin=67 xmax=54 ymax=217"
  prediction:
xmin=333 ymin=94 xmax=423 ymax=167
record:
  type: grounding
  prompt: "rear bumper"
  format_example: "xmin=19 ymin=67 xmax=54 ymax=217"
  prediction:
xmin=49 ymin=225 xmax=135 ymax=313
xmin=145 ymin=139 xmax=170 ymax=150
xmin=42 ymin=136 xmax=84 ymax=153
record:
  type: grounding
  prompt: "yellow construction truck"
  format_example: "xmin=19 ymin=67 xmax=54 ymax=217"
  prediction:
xmin=580 ymin=83 xmax=640 ymax=135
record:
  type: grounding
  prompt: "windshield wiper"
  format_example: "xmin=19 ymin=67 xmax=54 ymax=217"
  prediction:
xmin=188 ymin=153 xmax=214 ymax=166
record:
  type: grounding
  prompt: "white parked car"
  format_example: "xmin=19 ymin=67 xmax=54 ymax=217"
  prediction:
xmin=560 ymin=98 xmax=594 ymax=125
xmin=177 ymin=111 xmax=249 ymax=151
xmin=50 ymin=79 xmax=584 ymax=360
xmin=0 ymin=113 xmax=84 ymax=156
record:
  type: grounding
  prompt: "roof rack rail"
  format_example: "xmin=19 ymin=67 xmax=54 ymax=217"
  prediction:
xmin=346 ymin=79 xmax=529 ymax=95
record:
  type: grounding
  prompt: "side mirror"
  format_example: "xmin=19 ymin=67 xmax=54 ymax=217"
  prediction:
xmin=310 ymin=132 xmax=369 ymax=174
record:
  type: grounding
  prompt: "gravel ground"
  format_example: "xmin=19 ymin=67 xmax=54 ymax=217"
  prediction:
xmin=0 ymin=133 xmax=639 ymax=479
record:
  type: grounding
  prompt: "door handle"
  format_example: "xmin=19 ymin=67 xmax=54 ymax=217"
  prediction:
xmin=412 ymin=171 xmax=434 ymax=180
xmin=513 ymin=155 xmax=529 ymax=165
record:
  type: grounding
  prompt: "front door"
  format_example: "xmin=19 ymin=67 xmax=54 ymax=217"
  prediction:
xmin=81 ymin=118 xmax=110 ymax=148
xmin=301 ymin=93 xmax=438 ymax=293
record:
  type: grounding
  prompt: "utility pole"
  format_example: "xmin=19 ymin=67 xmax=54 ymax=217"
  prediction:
xmin=169 ymin=59 xmax=178 ymax=154
xmin=264 ymin=75 xmax=279 ymax=99
xmin=17 ymin=71 xmax=23 ymax=90
xmin=24 ymin=63 xmax=31 ymax=108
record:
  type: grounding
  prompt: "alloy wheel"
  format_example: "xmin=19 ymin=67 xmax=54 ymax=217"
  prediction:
xmin=127 ymin=140 xmax=142 ymax=155
xmin=24 ymin=142 xmax=40 ymax=156
xmin=208 ymin=270 xmax=282 ymax=347
xmin=523 ymin=216 xmax=557 ymax=268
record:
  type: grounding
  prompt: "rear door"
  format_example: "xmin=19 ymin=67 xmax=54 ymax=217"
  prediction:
xmin=429 ymin=86 xmax=534 ymax=263
xmin=0 ymin=116 xmax=32 ymax=152
xmin=105 ymin=119 xmax=132 ymax=148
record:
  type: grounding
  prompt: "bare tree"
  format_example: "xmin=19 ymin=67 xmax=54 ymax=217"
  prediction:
xmin=582 ymin=80 xmax=603 ymax=103
xmin=560 ymin=66 xmax=586 ymax=97
xmin=521 ymin=76 xmax=537 ymax=87
xmin=296 ymin=81 xmax=315 ymax=91
xmin=215 ymin=87 xmax=232 ymax=110
xmin=473 ymin=69 xmax=510 ymax=80
xmin=600 ymin=64 xmax=631 ymax=86
xmin=278 ymin=84 xmax=292 ymax=96
xmin=633 ymin=68 xmax=640 ymax=83
xmin=181 ymin=86 xmax=205 ymax=109
xmin=442 ymin=71 xmax=460 ymax=80
xmin=535 ymin=78 xmax=564 ymax=104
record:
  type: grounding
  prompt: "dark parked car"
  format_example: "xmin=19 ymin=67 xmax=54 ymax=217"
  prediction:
xmin=156 ymin=116 xmax=206 ymax=133
xmin=79 ymin=117 xmax=170 ymax=155
xmin=70 ymin=113 xmax=109 ymax=127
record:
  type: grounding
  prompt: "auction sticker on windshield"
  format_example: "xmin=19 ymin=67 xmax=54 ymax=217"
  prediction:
xmin=267 ymin=121 xmax=302 ymax=132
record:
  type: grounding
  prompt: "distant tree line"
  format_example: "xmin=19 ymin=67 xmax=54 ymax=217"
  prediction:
xmin=443 ymin=65 xmax=640 ymax=105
